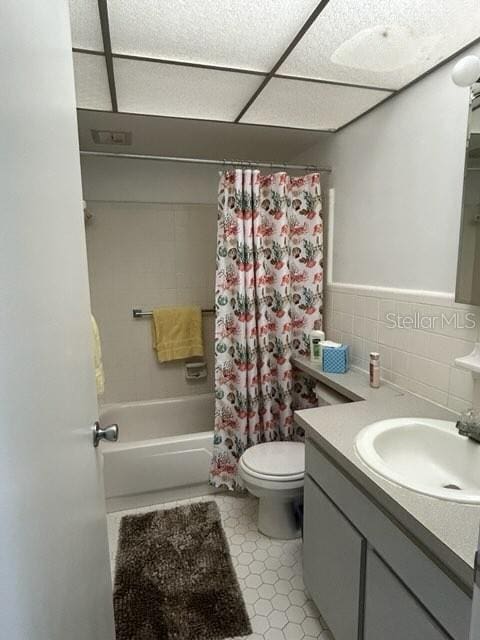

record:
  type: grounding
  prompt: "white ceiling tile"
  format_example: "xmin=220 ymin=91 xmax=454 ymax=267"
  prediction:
xmin=69 ymin=0 xmax=103 ymax=50
xmin=240 ymin=78 xmax=391 ymax=130
xmin=114 ymin=58 xmax=263 ymax=121
xmin=73 ymin=52 xmax=112 ymax=111
xmin=107 ymin=0 xmax=319 ymax=72
xmin=280 ymin=0 xmax=480 ymax=89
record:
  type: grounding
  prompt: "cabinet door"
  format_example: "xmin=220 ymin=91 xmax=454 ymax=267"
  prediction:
xmin=365 ymin=549 xmax=449 ymax=640
xmin=303 ymin=475 xmax=365 ymax=640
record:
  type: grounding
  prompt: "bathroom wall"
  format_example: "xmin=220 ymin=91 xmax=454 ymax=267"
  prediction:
xmin=81 ymin=156 xmax=218 ymax=204
xmin=84 ymin=159 xmax=217 ymax=403
xmin=292 ymin=43 xmax=480 ymax=412
xmin=295 ymin=43 xmax=480 ymax=294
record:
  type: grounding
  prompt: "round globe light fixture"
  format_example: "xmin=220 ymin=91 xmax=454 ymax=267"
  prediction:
xmin=452 ymin=55 xmax=480 ymax=87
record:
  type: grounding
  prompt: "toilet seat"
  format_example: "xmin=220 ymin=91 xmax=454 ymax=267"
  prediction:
xmin=240 ymin=442 xmax=304 ymax=483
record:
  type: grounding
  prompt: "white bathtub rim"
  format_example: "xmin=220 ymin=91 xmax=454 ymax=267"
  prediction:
xmin=100 ymin=392 xmax=214 ymax=414
xmin=102 ymin=429 xmax=213 ymax=453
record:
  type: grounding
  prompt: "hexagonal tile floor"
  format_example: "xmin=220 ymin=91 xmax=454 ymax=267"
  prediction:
xmin=108 ymin=494 xmax=334 ymax=640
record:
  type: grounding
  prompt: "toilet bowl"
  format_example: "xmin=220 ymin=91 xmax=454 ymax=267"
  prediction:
xmin=239 ymin=441 xmax=304 ymax=539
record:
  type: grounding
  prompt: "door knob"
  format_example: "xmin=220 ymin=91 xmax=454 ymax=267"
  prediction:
xmin=93 ymin=421 xmax=119 ymax=447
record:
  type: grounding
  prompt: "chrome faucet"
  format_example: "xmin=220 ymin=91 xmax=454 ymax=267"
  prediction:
xmin=455 ymin=408 xmax=480 ymax=443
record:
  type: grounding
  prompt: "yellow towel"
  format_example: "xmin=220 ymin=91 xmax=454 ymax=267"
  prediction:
xmin=151 ymin=306 xmax=204 ymax=362
xmin=91 ymin=313 xmax=105 ymax=395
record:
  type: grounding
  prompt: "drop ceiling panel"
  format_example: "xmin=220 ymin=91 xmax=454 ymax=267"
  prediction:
xmin=114 ymin=59 xmax=264 ymax=121
xmin=69 ymin=0 xmax=104 ymax=51
xmin=240 ymin=78 xmax=391 ymax=130
xmin=107 ymin=0 xmax=319 ymax=72
xmin=280 ymin=0 xmax=480 ymax=89
xmin=73 ymin=52 xmax=112 ymax=111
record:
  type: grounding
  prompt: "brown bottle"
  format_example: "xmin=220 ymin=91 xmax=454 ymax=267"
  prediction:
xmin=370 ymin=352 xmax=380 ymax=388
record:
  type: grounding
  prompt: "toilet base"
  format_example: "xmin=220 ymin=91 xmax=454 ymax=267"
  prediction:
xmin=258 ymin=496 xmax=301 ymax=540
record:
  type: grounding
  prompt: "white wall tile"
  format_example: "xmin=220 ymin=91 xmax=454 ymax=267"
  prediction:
xmin=331 ymin=310 xmax=342 ymax=333
xmin=328 ymin=328 xmax=342 ymax=343
xmin=364 ymin=318 xmax=378 ymax=342
xmin=407 ymin=354 xmax=450 ymax=391
xmin=377 ymin=345 xmax=392 ymax=371
xmin=339 ymin=312 xmax=354 ymax=334
xmin=354 ymin=295 xmax=366 ymax=317
xmin=352 ymin=336 xmax=365 ymax=362
xmin=379 ymin=298 xmax=396 ymax=323
xmin=447 ymin=395 xmax=471 ymax=414
xmin=449 ymin=366 xmax=474 ymax=402
xmin=408 ymin=328 xmax=431 ymax=359
xmin=327 ymin=284 xmax=477 ymax=414
xmin=391 ymin=349 xmax=409 ymax=377
xmin=426 ymin=333 xmax=473 ymax=366
xmin=365 ymin=297 xmax=379 ymax=320
xmin=86 ymin=201 xmax=217 ymax=404
xmin=404 ymin=378 xmax=449 ymax=407
xmin=377 ymin=322 xmax=394 ymax=347
xmin=333 ymin=291 xmax=354 ymax=314
xmin=353 ymin=316 xmax=365 ymax=338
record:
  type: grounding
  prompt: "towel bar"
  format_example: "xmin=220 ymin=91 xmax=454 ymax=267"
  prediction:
xmin=132 ymin=308 xmax=215 ymax=318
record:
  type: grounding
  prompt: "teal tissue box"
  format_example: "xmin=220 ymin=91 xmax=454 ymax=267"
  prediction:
xmin=322 ymin=345 xmax=349 ymax=373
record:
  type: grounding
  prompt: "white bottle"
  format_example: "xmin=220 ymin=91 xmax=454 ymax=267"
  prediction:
xmin=310 ymin=320 xmax=326 ymax=364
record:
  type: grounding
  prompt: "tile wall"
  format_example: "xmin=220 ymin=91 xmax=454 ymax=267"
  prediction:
xmin=86 ymin=201 xmax=217 ymax=404
xmin=324 ymin=284 xmax=480 ymax=414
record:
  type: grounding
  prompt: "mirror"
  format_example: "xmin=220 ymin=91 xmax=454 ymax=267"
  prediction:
xmin=456 ymin=90 xmax=480 ymax=305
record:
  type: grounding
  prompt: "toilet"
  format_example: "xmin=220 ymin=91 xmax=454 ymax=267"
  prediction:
xmin=239 ymin=441 xmax=305 ymax=539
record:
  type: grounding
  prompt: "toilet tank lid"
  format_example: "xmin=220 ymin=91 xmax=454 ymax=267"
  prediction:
xmin=241 ymin=442 xmax=305 ymax=477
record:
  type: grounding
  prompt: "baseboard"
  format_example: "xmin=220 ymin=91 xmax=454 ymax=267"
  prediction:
xmin=106 ymin=483 xmax=221 ymax=513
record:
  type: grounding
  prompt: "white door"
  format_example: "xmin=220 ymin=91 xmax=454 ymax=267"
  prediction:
xmin=0 ymin=1 xmax=115 ymax=639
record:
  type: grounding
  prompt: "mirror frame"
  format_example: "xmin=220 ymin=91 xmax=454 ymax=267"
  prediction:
xmin=455 ymin=88 xmax=480 ymax=306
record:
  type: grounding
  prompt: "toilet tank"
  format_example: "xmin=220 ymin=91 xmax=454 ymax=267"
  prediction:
xmin=314 ymin=381 xmax=351 ymax=406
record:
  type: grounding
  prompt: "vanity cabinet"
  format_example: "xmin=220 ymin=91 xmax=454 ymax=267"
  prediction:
xmin=304 ymin=475 xmax=364 ymax=640
xmin=303 ymin=438 xmax=472 ymax=640
xmin=364 ymin=549 xmax=449 ymax=640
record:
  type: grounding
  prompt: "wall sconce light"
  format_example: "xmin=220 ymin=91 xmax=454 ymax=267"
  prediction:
xmin=452 ymin=54 xmax=480 ymax=87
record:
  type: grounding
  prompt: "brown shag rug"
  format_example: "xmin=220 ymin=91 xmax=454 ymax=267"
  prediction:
xmin=113 ymin=501 xmax=252 ymax=640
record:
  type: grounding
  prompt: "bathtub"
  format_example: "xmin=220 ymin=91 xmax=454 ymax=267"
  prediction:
xmin=100 ymin=393 xmax=215 ymax=511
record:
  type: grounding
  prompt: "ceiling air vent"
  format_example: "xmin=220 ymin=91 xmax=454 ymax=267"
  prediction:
xmin=91 ymin=129 xmax=132 ymax=145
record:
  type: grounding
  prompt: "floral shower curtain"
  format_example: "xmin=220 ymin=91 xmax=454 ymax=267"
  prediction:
xmin=210 ymin=169 xmax=323 ymax=490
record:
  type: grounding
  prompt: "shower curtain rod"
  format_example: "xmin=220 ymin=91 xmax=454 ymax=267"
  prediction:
xmin=79 ymin=150 xmax=331 ymax=173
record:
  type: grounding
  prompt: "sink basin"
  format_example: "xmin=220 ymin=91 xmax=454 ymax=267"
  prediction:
xmin=355 ymin=418 xmax=480 ymax=503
